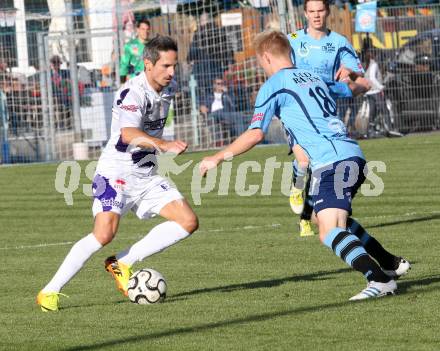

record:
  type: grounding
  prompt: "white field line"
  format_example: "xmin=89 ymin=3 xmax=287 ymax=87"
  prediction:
xmin=1 ymin=211 xmax=439 ymax=251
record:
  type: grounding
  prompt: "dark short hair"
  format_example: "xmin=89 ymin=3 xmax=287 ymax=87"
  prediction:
xmin=50 ymin=55 xmax=62 ymax=65
xmin=143 ymin=35 xmax=178 ymax=64
xmin=304 ymin=0 xmax=330 ymax=11
xmin=137 ymin=19 xmax=151 ymax=28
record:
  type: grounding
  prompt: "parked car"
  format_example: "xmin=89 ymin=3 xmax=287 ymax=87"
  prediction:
xmin=383 ymin=29 xmax=440 ymax=133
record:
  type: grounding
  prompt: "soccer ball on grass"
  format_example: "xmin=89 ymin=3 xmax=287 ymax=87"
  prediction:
xmin=127 ymin=268 xmax=167 ymax=304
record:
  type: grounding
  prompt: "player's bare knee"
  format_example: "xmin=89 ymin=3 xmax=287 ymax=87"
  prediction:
xmin=93 ymin=229 xmax=116 ymax=245
xmin=93 ymin=214 xmax=119 ymax=245
xmin=318 ymin=224 xmax=330 ymax=243
xmin=298 ymin=161 xmax=309 ymax=170
xmin=178 ymin=213 xmax=199 ymax=234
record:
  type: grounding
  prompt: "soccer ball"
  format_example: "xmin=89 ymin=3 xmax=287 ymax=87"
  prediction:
xmin=127 ymin=269 xmax=167 ymax=304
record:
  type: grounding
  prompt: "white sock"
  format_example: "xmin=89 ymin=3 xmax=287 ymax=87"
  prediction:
xmin=116 ymin=221 xmax=190 ymax=266
xmin=42 ymin=233 xmax=102 ymax=293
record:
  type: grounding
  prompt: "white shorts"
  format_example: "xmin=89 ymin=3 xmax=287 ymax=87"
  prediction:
xmin=92 ymin=173 xmax=184 ymax=219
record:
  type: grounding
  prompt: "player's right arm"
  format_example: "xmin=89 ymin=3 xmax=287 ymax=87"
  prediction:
xmin=199 ymin=129 xmax=264 ymax=176
xmin=199 ymin=80 xmax=277 ymax=176
xmin=121 ymin=127 xmax=187 ymax=154
xmin=116 ymin=87 xmax=187 ymax=154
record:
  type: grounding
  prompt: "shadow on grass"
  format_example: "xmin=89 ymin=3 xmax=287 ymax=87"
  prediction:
xmin=167 ymin=268 xmax=351 ymax=302
xmin=61 ymin=268 xmax=351 ymax=310
xmin=64 ymin=298 xmax=127 ymax=310
xmin=397 ymin=274 xmax=440 ymax=294
xmin=62 ymin=274 xmax=440 ymax=351
xmin=366 ymin=213 xmax=440 ymax=230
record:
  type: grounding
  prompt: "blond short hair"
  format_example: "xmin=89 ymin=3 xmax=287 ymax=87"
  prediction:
xmin=253 ymin=30 xmax=291 ymax=57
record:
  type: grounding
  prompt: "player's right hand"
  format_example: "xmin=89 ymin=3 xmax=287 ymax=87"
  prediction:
xmin=162 ymin=140 xmax=188 ymax=155
xmin=199 ymin=156 xmax=221 ymax=177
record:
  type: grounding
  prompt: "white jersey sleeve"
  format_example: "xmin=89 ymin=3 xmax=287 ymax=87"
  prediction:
xmin=114 ymin=86 xmax=145 ymax=129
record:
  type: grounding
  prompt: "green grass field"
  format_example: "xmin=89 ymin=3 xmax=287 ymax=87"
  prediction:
xmin=1 ymin=134 xmax=440 ymax=351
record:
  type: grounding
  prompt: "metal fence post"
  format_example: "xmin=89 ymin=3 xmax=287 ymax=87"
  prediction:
xmin=37 ymin=32 xmax=53 ymax=161
xmin=115 ymin=0 xmax=123 ymax=86
xmin=44 ymin=35 xmax=57 ymax=161
xmin=189 ymin=74 xmax=199 ymax=147
xmin=0 ymin=91 xmax=10 ymax=164
xmin=277 ymin=0 xmax=288 ymax=33
xmin=66 ymin=0 xmax=82 ymax=142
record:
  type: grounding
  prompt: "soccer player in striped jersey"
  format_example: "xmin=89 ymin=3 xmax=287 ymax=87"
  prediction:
xmin=37 ymin=36 xmax=199 ymax=311
xmin=287 ymin=0 xmax=367 ymax=237
xmin=200 ymin=30 xmax=409 ymax=300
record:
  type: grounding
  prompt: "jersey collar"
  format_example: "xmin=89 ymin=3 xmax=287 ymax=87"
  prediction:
xmin=304 ymin=25 xmax=331 ymax=37
xmin=142 ymin=73 xmax=161 ymax=98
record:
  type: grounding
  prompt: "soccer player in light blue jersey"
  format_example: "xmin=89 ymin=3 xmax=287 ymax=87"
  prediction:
xmin=287 ymin=2 xmax=363 ymax=84
xmin=287 ymin=0 xmax=367 ymax=237
xmin=200 ymin=30 xmax=409 ymax=300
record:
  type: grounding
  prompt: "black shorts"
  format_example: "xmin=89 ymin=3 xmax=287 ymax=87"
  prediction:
xmin=310 ymin=157 xmax=367 ymax=215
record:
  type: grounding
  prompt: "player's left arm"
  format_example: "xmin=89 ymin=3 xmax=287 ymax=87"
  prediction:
xmin=334 ymin=37 xmax=365 ymax=82
xmin=327 ymin=78 xmax=369 ymax=98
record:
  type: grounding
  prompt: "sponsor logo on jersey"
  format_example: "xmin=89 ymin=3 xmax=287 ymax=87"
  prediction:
xmin=132 ymin=46 xmax=139 ymax=55
xmin=251 ymin=112 xmax=264 ymax=123
xmin=120 ymin=104 xmax=139 ymax=112
xmin=143 ymin=117 xmax=167 ymax=130
xmin=290 ymin=32 xmax=298 ymax=39
xmin=114 ymin=179 xmax=126 ymax=191
xmin=291 ymin=71 xmax=321 ymax=85
xmin=322 ymin=42 xmax=335 ymax=53
xmin=160 ymin=183 xmax=170 ymax=191
xmin=100 ymin=198 xmax=124 ymax=209
xmin=298 ymin=42 xmax=309 ymax=57
xmin=117 ymin=88 xmax=130 ymax=106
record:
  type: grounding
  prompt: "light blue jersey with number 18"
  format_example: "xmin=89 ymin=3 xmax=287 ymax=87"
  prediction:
xmin=248 ymin=67 xmax=364 ymax=171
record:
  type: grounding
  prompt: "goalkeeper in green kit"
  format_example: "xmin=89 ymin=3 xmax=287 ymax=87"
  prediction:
xmin=120 ymin=19 xmax=151 ymax=82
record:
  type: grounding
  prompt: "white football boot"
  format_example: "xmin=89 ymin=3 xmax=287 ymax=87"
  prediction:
xmin=383 ymin=257 xmax=411 ymax=279
xmin=349 ymin=280 xmax=397 ymax=301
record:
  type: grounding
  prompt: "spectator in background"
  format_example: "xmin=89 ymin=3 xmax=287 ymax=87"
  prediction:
xmin=120 ymin=19 xmax=151 ymax=83
xmin=364 ymin=49 xmax=385 ymax=137
xmin=188 ymin=13 xmax=234 ymax=103
xmin=99 ymin=64 xmax=113 ymax=92
xmin=0 ymin=59 xmax=11 ymax=93
xmin=361 ymin=33 xmax=373 ymax=63
xmin=50 ymin=55 xmax=71 ymax=107
xmin=200 ymin=77 xmax=243 ymax=141
xmin=50 ymin=55 xmax=87 ymax=109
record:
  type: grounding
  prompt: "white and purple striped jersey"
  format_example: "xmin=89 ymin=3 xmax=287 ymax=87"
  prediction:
xmin=96 ymin=73 xmax=176 ymax=177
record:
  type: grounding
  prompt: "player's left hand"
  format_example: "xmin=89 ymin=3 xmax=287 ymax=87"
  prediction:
xmin=335 ymin=66 xmax=354 ymax=81
xmin=199 ymin=156 xmax=221 ymax=177
xmin=163 ymin=140 xmax=188 ymax=155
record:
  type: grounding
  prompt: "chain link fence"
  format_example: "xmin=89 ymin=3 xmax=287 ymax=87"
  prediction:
xmin=0 ymin=1 xmax=439 ymax=164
